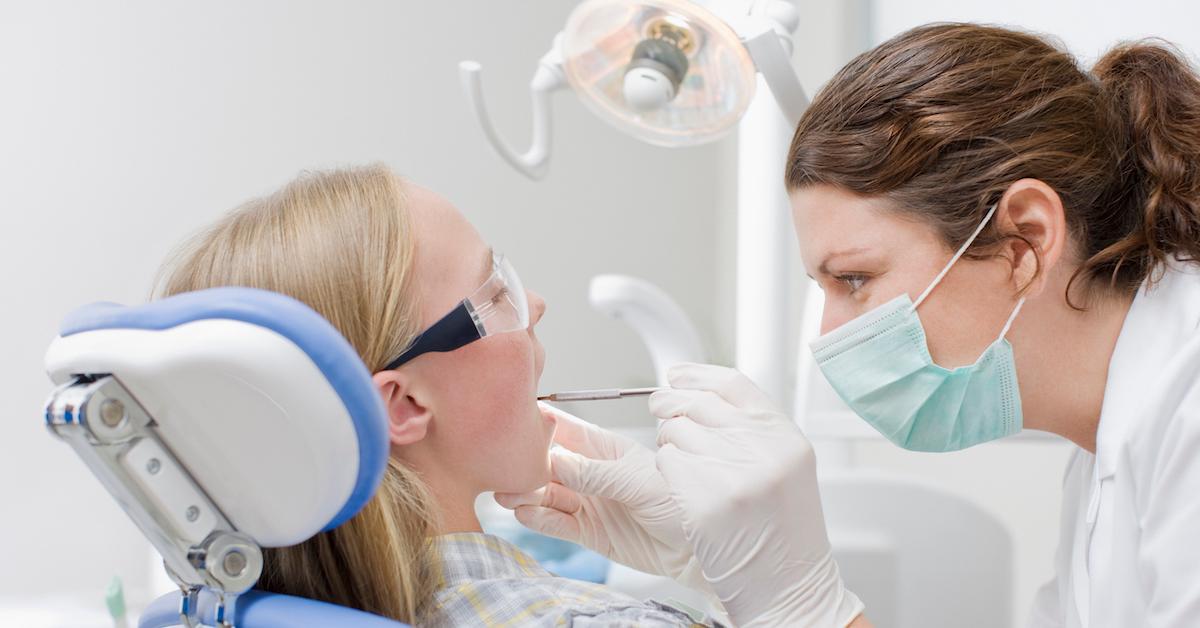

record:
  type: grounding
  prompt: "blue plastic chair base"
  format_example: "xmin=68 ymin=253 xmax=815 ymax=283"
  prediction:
xmin=139 ymin=589 xmax=409 ymax=628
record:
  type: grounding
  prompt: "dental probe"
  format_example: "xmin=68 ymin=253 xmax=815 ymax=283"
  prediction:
xmin=537 ymin=387 xmax=666 ymax=402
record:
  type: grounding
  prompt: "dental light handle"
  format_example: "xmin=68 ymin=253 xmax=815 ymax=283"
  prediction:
xmin=736 ymin=12 xmax=809 ymax=126
xmin=458 ymin=42 xmax=566 ymax=181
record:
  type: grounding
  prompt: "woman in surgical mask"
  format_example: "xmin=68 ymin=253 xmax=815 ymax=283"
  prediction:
xmin=498 ymin=23 xmax=1200 ymax=627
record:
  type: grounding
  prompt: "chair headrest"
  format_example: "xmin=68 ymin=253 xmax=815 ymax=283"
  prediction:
xmin=45 ymin=287 xmax=388 ymax=547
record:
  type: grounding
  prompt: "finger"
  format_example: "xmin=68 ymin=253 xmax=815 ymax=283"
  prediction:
xmin=654 ymin=443 xmax=707 ymax=493
xmin=552 ymin=447 xmax=651 ymax=504
xmin=666 ymin=363 xmax=775 ymax=411
xmin=513 ymin=505 xmax=581 ymax=542
xmin=656 ymin=416 xmax=724 ymax=454
xmin=540 ymin=402 xmax=630 ymax=460
xmin=648 ymin=388 xmax=741 ymax=428
xmin=494 ymin=487 xmax=543 ymax=509
xmin=495 ymin=481 xmax=582 ymax=515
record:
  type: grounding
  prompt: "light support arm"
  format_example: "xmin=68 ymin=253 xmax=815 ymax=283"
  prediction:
xmin=736 ymin=15 xmax=809 ymax=126
xmin=458 ymin=41 xmax=567 ymax=180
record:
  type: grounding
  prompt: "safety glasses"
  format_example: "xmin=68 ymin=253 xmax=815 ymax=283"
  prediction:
xmin=384 ymin=252 xmax=529 ymax=370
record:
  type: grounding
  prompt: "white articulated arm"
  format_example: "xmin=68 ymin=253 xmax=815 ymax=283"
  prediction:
xmin=723 ymin=0 xmax=808 ymax=127
xmin=589 ymin=274 xmax=706 ymax=386
xmin=458 ymin=43 xmax=566 ymax=180
xmin=739 ymin=22 xmax=809 ymax=126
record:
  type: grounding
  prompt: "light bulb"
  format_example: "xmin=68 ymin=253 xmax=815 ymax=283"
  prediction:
xmin=623 ymin=66 xmax=677 ymax=111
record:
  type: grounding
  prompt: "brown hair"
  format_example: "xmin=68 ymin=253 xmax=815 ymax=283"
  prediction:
xmin=785 ymin=23 xmax=1200 ymax=306
xmin=156 ymin=164 xmax=438 ymax=623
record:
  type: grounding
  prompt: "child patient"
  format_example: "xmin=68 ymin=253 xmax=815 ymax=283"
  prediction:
xmin=156 ymin=164 xmax=721 ymax=626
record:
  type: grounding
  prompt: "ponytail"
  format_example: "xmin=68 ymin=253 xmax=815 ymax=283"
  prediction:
xmin=1084 ymin=41 xmax=1200 ymax=295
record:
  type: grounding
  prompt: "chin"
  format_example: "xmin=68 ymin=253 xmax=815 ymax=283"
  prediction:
xmin=501 ymin=466 xmax=552 ymax=495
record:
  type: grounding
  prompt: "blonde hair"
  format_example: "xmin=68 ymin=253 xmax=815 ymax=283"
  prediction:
xmin=156 ymin=164 xmax=439 ymax=623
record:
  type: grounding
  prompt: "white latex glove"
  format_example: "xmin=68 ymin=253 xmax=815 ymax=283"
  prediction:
xmin=494 ymin=402 xmax=706 ymax=587
xmin=651 ymin=363 xmax=865 ymax=628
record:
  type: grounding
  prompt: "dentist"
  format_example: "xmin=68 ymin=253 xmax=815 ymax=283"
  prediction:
xmin=498 ymin=23 xmax=1200 ymax=627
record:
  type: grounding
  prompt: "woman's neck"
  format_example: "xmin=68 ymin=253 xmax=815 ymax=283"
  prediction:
xmin=1017 ymin=285 xmax=1133 ymax=453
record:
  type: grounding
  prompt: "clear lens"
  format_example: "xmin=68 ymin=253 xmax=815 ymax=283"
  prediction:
xmin=465 ymin=254 xmax=530 ymax=337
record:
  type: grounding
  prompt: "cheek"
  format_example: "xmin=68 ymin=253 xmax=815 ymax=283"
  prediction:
xmin=465 ymin=334 xmax=537 ymax=423
xmin=919 ymin=260 xmax=1017 ymax=367
xmin=820 ymin=297 xmax=859 ymax=334
xmin=436 ymin=333 xmax=552 ymax=489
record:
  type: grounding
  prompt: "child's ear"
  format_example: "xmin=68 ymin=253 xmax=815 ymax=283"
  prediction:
xmin=372 ymin=370 xmax=432 ymax=446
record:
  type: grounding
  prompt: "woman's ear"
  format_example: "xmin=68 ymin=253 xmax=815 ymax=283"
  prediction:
xmin=372 ymin=370 xmax=433 ymax=446
xmin=997 ymin=178 xmax=1068 ymax=296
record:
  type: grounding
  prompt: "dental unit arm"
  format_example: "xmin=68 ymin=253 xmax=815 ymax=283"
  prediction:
xmin=43 ymin=288 xmax=403 ymax=628
xmin=588 ymin=274 xmax=706 ymax=385
xmin=459 ymin=0 xmax=807 ymax=180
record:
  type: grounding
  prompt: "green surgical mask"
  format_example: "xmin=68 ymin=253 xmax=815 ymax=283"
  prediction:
xmin=809 ymin=205 xmax=1025 ymax=452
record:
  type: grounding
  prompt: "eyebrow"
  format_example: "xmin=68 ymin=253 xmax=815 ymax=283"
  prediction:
xmin=816 ymin=247 xmax=870 ymax=276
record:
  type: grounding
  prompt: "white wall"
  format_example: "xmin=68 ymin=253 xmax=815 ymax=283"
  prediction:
xmin=873 ymin=0 xmax=1200 ymax=65
xmin=0 ymin=0 xmax=738 ymax=609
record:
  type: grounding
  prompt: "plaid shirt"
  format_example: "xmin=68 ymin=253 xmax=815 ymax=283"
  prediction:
xmin=421 ymin=533 xmax=724 ymax=627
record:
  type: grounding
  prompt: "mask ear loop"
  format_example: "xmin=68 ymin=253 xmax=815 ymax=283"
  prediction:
xmin=913 ymin=203 xmax=999 ymax=309
xmin=996 ymin=297 xmax=1026 ymax=341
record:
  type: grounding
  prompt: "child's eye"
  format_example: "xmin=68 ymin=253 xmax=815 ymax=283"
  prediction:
xmin=835 ymin=274 xmax=869 ymax=293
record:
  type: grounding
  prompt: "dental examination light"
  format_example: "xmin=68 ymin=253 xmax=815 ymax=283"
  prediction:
xmin=461 ymin=0 xmax=809 ymax=406
xmin=460 ymin=0 xmax=807 ymax=177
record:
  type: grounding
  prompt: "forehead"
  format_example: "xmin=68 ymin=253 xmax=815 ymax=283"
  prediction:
xmin=790 ymin=185 xmax=943 ymax=266
xmin=406 ymin=184 xmax=490 ymax=323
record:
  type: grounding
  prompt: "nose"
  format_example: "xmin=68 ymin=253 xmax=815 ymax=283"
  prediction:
xmin=527 ymin=290 xmax=547 ymax=327
xmin=819 ymin=303 xmax=849 ymax=336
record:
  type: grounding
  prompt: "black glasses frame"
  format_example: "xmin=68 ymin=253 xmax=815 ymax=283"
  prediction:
xmin=383 ymin=300 xmax=483 ymax=370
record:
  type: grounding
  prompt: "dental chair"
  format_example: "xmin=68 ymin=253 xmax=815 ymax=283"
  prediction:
xmin=43 ymin=287 xmax=409 ymax=627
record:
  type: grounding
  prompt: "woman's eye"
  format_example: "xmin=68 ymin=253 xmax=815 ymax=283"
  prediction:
xmin=835 ymin=274 xmax=869 ymax=293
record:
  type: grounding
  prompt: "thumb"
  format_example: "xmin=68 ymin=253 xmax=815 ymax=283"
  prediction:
xmin=552 ymin=447 xmax=649 ymax=504
xmin=513 ymin=505 xmax=581 ymax=543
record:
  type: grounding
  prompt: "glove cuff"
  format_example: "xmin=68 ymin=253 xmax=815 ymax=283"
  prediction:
xmin=677 ymin=557 xmax=730 ymax=621
xmin=733 ymin=551 xmax=865 ymax=628
xmin=833 ymin=588 xmax=865 ymax=627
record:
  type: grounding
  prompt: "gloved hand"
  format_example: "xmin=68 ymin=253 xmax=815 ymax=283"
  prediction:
xmin=494 ymin=402 xmax=706 ymax=586
xmin=651 ymin=363 xmax=865 ymax=628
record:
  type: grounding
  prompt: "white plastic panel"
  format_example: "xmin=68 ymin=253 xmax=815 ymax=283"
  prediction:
xmin=44 ymin=319 xmax=360 ymax=547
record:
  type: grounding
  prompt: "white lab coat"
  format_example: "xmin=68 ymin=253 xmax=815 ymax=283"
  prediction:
xmin=1027 ymin=260 xmax=1200 ymax=627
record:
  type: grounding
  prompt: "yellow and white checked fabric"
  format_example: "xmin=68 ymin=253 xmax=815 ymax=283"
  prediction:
xmin=422 ymin=533 xmax=723 ymax=627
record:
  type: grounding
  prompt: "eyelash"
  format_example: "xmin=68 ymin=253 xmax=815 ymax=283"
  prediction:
xmin=834 ymin=274 xmax=870 ymax=294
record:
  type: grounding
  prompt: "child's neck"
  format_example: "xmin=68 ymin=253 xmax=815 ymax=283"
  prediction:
xmin=423 ymin=471 xmax=484 ymax=534
xmin=437 ymin=498 xmax=484 ymax=534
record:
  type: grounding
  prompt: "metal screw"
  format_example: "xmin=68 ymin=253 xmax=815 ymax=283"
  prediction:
xmin=99 ymin=399 xmax=126 ymax=427
xmin=185 ymin=506 xmax=200 ymax=522
xmin=222 ymin=550 xmax=247 ymax=577
xmin=146 ymin=458 xmax=161 ymax=475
